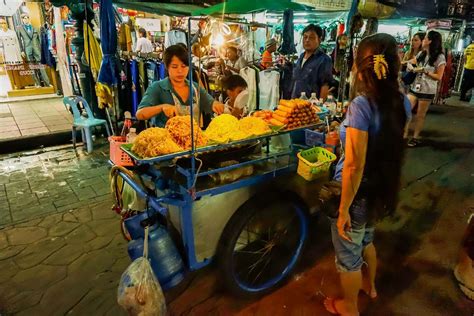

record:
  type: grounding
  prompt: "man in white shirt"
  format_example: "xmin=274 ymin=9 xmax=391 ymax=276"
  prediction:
xmin=135 ymin=28 xmax=154 ymax=54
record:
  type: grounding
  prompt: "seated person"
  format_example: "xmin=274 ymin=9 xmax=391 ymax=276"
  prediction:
xmin=224 ymin=45 xmax=247 ymax=75
xmin=221 ymin=74 xmax=249 ymax=118
xmin=136 ymin=45 xmax=224 ymax=127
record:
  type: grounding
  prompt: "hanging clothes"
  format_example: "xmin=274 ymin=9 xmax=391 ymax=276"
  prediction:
xmin=0 ymin=28 xmax=22 ymax=64
xmin=146 ymin=60 xmax=162 ymax=87
xmin=279 ymin=10 xmax=297 ymax=55
xmin=259 ymin=70 xmax=280 ymax=110
xmin=138 ymin=59 xmax=147 ymax=95
xmin=158 ymin=63 xmax=166 ymax=80
xmin=165 ymin=29 xmax=187 ymax=48
xmin=40 ymin=26 xmax=56 ymax=68
xmin=118 ymin=59 xmax=133 ymax=114
xmin=239 ymin=67 xmax=258 ymax=112
xmin=83 ymin=22 xmax=102 ymax=81
xmin=119 ymin=23 xmax=133 ymax=52
xmin=54 ymin=7 xmax=73 ymax=96
xmin=280 ymin=62 xmax=293 ymax=100
xmin=131 ymin=59 xmax=139 ymax=116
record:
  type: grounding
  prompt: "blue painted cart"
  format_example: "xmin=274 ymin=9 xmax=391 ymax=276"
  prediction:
xmin=115 ymin=124 xmax=329 ymax=297
xmin=112 ymin=17 xmax=330 ymax=297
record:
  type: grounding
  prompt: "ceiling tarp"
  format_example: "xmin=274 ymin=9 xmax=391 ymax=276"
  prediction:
xmin=192 ymin=0 xmax=312 ymax=16
xmin=293 ymin=0 xmax=352 ymax=12
xmin=396 ymin=0 xmax=450 ymax=19
xmin=112 ymin=1 xmax=202 ymax=16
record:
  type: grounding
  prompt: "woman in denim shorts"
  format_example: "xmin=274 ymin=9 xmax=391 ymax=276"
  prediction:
xmin=404 ymin=31 xmax=446 ymax=147
xmin=324 ymin=33 xmax=410 ymax=315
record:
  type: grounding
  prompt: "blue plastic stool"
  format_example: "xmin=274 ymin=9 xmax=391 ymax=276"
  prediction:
xmin=63 ymin=96 xmax=111 ymax=153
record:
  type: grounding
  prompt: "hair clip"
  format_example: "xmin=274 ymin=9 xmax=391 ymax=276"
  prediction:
xmin=373 ymin=54 xmax=388 ymax=80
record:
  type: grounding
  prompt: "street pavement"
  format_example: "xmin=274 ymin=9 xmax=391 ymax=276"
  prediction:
xmin=0 ymin=101 xmax=473 ymax=315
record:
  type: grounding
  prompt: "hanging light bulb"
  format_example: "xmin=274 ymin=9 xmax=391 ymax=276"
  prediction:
xmin=211 ymin=33 xmax=225 ymax=47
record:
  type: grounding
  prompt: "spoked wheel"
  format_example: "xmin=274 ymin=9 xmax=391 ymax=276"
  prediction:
xmin=217 ymin=195 xmax=308 ymax=297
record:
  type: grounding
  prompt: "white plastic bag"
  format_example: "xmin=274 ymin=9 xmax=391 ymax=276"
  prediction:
xmin=117 ymin=227 xmax=166 ymax=316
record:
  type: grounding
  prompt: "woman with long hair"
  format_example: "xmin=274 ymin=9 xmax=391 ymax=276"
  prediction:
xmin=405 ymin=30 xmax=446 ymax=147
xmin=324 ymin=33 xmax=411 ymax=316
xmin=402 ymin=32 xmax=425 ymax=65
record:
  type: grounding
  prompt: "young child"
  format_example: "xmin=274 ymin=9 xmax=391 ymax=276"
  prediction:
xmin=221 ymin=74 xmax=249 ymax=118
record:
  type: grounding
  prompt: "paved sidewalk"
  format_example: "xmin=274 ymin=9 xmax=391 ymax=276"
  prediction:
xmin=0 ymin=145 xmax=109 ymax=227
xmin=0 ymin=144 xmax=129 ymax=315
xmin=0 ymin=203 xmax=128 ymax=315
xmin=0 ymin=97 xmax=71 ymax=140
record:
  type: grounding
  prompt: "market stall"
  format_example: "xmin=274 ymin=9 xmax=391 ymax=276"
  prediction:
xmin=97 ymin=3 xmax=348 ymax=311
xmin=109 ymin=21 xmax=338 ymax=306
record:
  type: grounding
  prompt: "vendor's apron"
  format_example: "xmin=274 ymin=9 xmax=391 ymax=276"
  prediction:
xmin=170 ymin=85 xmax=203 ymax=126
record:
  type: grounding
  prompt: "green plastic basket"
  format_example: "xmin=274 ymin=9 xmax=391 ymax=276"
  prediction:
xmin=297 ymin=147 xmax=337 ymax=181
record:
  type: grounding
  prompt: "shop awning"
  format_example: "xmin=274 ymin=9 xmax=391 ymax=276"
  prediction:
xmin=192 ymin=0 xmax=312 ymax=16
xmin=112 ymin=1 xmax=203 ymax=16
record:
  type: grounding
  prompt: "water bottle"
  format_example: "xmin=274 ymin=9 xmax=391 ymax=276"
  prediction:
xmin=126 ymin=128 xmax=137 ymax=143
xmin=127 ymin=212 xmax=185 ymax=290
xmin=336 ymin=102 xmax=343 ymax=118
xmin=324 ymin=95 xmax=336 ymax=116
xmin=300 ymin=92 xmax=308 ymax=100
xmin=309 ymin=93 xmax=318 ymax=107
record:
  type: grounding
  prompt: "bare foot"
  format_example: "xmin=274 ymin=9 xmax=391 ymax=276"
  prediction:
xmin=454 ymin=265 xmax=474 ymax=290
xmin=323 ymin=297 xmax=359 ymax=316
xmin=361 ymin=285 xmax=378 ymax=299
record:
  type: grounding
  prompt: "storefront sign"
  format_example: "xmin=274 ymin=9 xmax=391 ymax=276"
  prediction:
xmin=293 ymin=0 xmax=352 ymax=11
xmin=425 ymin=19 xmax=452 ymax=30
xmin=135 ymin=18 xmax=162 ymax=32
xmin=5 ymin=64 xmax=46 ymax=71
xmin=4 ymin=63 xmax=47 ymax=76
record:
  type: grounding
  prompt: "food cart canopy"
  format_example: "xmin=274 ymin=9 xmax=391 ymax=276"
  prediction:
xmin=192 ymin=0 xmax=312 ymax=16
xmin=112 ymin=1 xmax=203 ymax=16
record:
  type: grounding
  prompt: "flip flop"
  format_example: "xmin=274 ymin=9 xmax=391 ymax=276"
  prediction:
xmin=323 ymin=297 xmax=342 ymax=315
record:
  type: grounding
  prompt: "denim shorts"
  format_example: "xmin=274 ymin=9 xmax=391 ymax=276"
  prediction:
xmin=329 ymin=198 xmax=375 ymax=272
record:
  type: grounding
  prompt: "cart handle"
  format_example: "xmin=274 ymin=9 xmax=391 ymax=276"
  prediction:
xmin=116 ymin=170 xmax=168 ymax=217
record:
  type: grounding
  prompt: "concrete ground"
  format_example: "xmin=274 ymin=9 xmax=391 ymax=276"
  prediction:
xmin=0 ymin=100 xmax=473 ymax=315
xmin=0 ymin=97 xmax=71 ymax=140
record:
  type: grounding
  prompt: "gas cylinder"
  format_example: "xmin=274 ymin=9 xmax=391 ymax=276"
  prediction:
xmin=127 ymin=214 xmax=185 ymax=290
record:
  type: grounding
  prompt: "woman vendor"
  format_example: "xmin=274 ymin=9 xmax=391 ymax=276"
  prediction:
xmin=136 ymin=45 xmax=224 ymax=127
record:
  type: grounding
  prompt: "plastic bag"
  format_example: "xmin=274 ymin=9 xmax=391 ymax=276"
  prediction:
xmin=118 ymin=227 xmax=166 ymax=316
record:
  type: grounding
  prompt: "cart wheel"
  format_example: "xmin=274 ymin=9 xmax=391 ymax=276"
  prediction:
xmin=217 ymin=194 xmax=308 ymax=297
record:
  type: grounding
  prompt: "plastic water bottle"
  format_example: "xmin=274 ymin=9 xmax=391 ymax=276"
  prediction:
xmin=336 ymin=102 xmax=343 ymax=118
xmin=324 ymin=95 xmax=336 ymax=116
xmin=300 ymin=92 xmax=308 ymax=100
xmin=126 ymin=211 xmax=185 ymax=290
xmin=126 ymin=128 xmax=137 ymax=143
xmin=309 ymin=93 xmax=318 ymax=107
